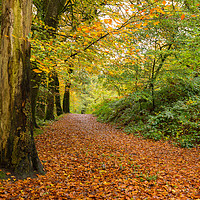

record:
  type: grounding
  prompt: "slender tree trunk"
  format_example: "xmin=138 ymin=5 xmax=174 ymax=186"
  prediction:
xmin=63 ymin=68 xmax=73 ymax=113
xmin=150 ymin=58 xmax=156 ymax=111
xmin=45 ymin=74 xmax=55 ymax=120
xmin=150 ymin=44 xmax=172 ymax=112
xmin=31 ymin=78 xmax=40 ymax=128
xmin=31 ymin=63 xmax=42 ymax=128
xmin=45 ymin=93 xmax=55 ymax=120
xmin=0 ymin=0 xmax=44 ymax=177
xmin=63 ymin=83 xmax=70 ymax=113
xmin=54 ymin=72 xmax=63 ymax=116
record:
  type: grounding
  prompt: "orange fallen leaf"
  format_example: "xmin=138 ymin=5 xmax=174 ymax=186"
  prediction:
xmin=181 ymin=14 xmax=185 ymax=20
xmin=104 ymin=19 xmax=112 ymax=25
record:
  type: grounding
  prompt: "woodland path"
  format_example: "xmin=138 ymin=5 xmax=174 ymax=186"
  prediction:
xmin=1 ymin=114 xmax=200 ymax=199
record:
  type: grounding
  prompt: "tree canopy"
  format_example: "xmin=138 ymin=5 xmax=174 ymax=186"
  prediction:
xmin=25 ymin=0 xmax=200 ymax=146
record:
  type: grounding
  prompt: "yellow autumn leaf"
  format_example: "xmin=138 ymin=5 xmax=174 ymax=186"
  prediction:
xmin=135 ymin=22 xmax=142 ymax=28
xmin=159 ymin=9 xmax=166 ymax=14
xmin=104 ymin=19 xmax=112 ymax=25
xmin=33 ymin=69 xmax=43 ymax=73
xmin=154 ymin=21 xmax=160 ymax=26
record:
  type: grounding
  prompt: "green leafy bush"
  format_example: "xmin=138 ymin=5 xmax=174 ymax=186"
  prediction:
xmin=94 ymin=76 xmax=200 ymax=148
xmin=155 ymin=76 xmax=200 ymax=107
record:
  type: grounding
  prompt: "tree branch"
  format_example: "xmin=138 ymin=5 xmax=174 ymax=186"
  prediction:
xmin=65 ymin=0 xmax=162 ymax=61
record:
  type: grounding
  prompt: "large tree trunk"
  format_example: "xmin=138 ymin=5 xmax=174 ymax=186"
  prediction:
xmin=0 ymin=0 xmax=44 ymax=177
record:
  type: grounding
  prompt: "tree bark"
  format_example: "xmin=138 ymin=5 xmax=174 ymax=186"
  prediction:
xmin=150 ymin=58 xmax=156 ymax=111
xmin=31 ymin=63 xmax=42 ymax=128
xmin=0 ymin=0 xmax=44 ymax=177
xmin=43 ymin=0 xmax=67 ymax=30
xmin=63 ymin=83 xmax=70 ymax=113
xmin=45 ymin=74 xmax=55 ymax=120
xmin=54 ymin=72 xmax=63 ymax=116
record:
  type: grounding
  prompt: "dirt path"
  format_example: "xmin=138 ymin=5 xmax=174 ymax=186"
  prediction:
xmin=0 ymin=114 xmax=199 ymax=199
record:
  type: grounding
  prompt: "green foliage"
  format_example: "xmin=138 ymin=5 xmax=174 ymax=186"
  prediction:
xmin=33 ymin=127 xmax=43 ymax=137
xmin=145 ymin=174 xmax=158 ymax=182
xmin=30 ymin=0 xmax=200 ymax=148
xmin=0 ymin=171 xmax=6 ymax=179
xmin=155 ymin=76 xmax=200 ymax=107
xmin=94 ymin=91 xmax=152 ymax=125
xmin=94 ymin=75 xmax=200 ymax=148
xmin=175 ymin=134 xmax=199 ymax=148
xmin=94 ymin=99 xmax=114 ymax=122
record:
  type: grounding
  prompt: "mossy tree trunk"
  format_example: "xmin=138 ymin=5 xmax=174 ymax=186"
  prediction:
xmin=0 ymin=0 xmax=44 ymax=177
xmin=0 ymin=0 xmax=2 ymax=28
xmin=31 ymin=62 xmax=42 ymax=128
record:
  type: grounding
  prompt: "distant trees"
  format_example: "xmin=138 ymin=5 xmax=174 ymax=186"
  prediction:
xmin=31 ymin=0 xmax=107 ymax=118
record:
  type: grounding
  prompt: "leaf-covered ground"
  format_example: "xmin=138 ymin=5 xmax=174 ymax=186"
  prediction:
xmin=0 ymin=114 xmax=199 ymax=199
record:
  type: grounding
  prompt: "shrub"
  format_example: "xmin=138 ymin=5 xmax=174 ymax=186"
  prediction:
xmin=93 ymin=76 xmax=200 ymax=148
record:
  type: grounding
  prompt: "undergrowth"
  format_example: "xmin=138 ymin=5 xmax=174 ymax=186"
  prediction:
xmin=94 ymin=77 xmax=200 ymax=148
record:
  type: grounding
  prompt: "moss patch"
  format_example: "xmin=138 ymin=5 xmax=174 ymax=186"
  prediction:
xmin=33 ymin=128 xmax=43 ymax=137
xmin=0 ymin=170 xmax=7 ymax=179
